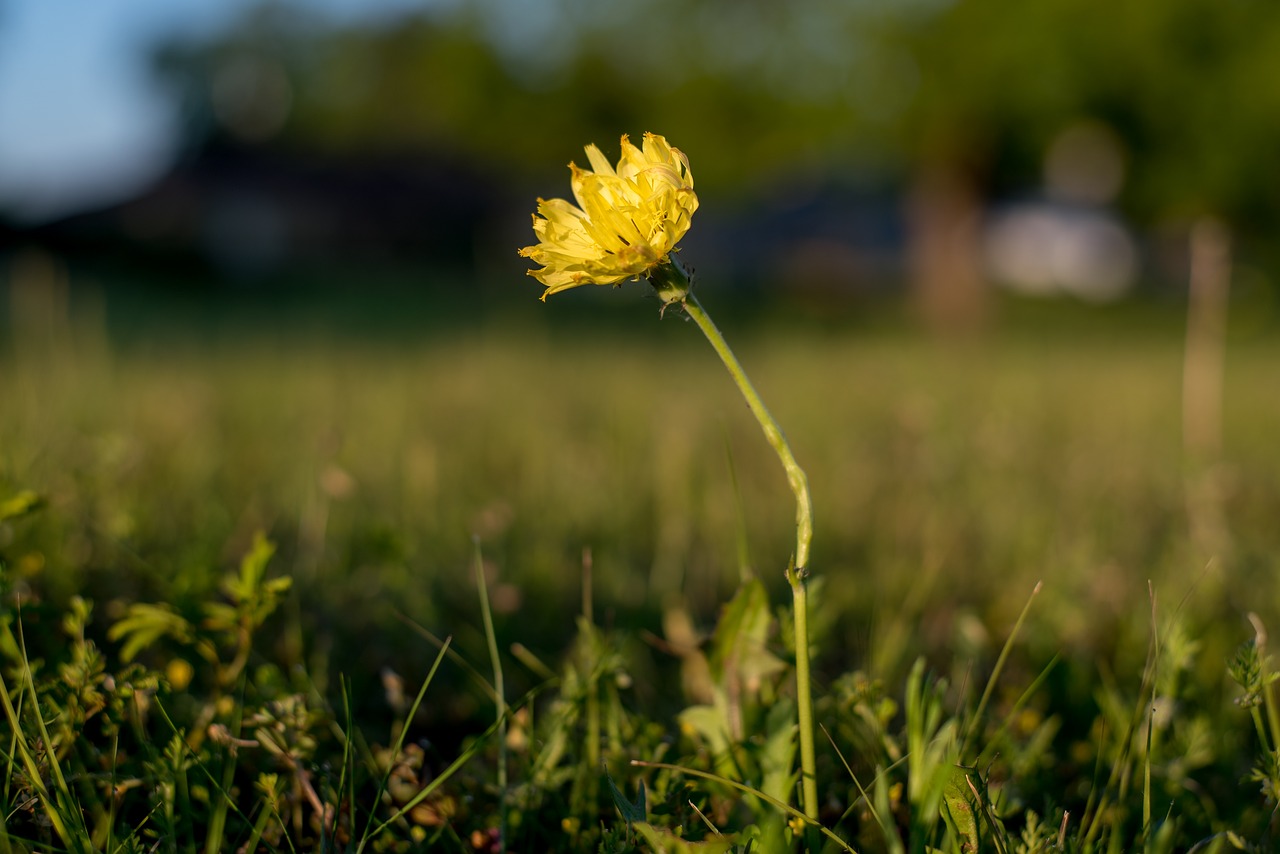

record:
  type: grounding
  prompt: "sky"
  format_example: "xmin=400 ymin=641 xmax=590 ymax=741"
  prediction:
xmin=0 ymin=0 xmax=431 ymax=223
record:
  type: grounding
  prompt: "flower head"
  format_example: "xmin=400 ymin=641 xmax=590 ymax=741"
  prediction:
xmin=518 ymin=133 xmax=698 ymax=300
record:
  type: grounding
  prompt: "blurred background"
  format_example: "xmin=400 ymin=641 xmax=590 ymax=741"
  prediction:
xmin=3 ymin=0 xmax=1280 ymax=717
xmin=3 ymin=0 xmax=1280 ymax=321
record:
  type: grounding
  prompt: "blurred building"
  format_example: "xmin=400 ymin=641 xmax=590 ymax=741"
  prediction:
xmin=4 ymin=140 xmax=504 ymax=282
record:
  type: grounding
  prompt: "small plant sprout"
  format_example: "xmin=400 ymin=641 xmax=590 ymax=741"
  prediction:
xmin=520 ymin=133 xmax=821 ymax=826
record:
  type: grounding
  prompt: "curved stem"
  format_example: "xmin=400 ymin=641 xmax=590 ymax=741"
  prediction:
xmin=680 ymin=292 xmax=812 ymax=575
xmin=677 ymin=285 xmax=819 ymax=823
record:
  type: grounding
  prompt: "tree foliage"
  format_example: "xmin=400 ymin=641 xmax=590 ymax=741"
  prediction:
xmin=154 ymin=0 xmax=1280 ymax=246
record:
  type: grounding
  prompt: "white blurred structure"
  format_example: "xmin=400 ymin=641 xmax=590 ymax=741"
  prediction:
xmin=985 ymin=203 xmax=1138 ymax=302
xmin=984 ymin=120 xmax=1139 ymax=302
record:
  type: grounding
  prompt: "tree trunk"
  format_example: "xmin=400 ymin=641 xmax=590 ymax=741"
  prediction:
xmin=905 ymin=160 xmax=990 ymax=335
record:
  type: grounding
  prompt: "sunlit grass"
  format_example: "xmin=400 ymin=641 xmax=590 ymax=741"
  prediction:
xmin=2 ymin=287 xmax=1279 ymax=850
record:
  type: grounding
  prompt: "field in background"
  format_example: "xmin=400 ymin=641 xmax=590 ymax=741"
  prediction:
xmin=2 ymin=275 xmax=1279 ymax=847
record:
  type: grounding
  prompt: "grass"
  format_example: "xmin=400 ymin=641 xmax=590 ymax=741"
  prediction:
xmin=2 ymin=273 xmax=1280 ymax=851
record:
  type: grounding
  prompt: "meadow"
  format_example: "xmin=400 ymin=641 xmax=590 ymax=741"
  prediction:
xmin=1 ymin=274 xmax=1279 ymax=852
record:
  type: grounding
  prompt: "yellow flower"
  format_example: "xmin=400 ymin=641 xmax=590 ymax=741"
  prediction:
xmin=518 ymin=133 xmax=699 ymax=300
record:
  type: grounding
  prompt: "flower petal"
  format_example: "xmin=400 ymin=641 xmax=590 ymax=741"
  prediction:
xmin=519 ymin=133 xmax=699 ymax=298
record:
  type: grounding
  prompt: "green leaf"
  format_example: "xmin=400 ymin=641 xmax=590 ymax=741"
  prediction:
xmin=678 ymin=704 xmax=732 ymax=756
xmin=605 ymin=768 xmax=646 ymax=829
xmin=224 ymin=532 xmax=277 ymax=604
xmin=758 ymin=698 xmax=799 ymax=807
xmin=633 ymin=822 xmax=736 ymax=853
xmin=709 ymin=579 xmax=786 ymax=690
xmin=942 ymin=763 xmax=1006 ymax=854
xmin=0 ymin=490 xmax=41 ymax=522
xmin=941 ymin=764 xmax=980 ymax=854
xmin=107 ymin=602 xmax=194 ymax=662
xmin=202 ymin=602 xmax=239 ymax=634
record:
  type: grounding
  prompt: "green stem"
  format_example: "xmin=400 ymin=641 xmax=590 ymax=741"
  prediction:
xmin=676 ymin=279 xmax=819 ymax=823
xmin=680 ymin=292 xmax=813 ymax=574
xmin=790 ymin=578 xmax=820 ymax=825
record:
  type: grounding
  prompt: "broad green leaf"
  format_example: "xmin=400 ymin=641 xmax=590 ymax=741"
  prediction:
xmin=941 ymin=764 xmax=979 ymax=854
xmin=758 ymin=698 xmax=798 ymax=807
xmin=677 ymin=704 xmax=732 ymax=756
xmin=709 ymin=579 xmax=786 ymax=690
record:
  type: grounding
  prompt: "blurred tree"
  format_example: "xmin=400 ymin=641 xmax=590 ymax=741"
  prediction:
xmin=858 ymin=0 xmax=1280 ymax=324
xmin=149 ymin=1 xmax=873 ymax=189
xmin=148 ymin=0 xmax=1280 ymax=305
xmin=1068 ymin=0 xmax=1280 ymax=232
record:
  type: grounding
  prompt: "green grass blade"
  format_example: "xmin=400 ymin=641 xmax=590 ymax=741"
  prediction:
xmin=148 ymin=697 xmax=256 ymax=851
xmin=395 ymin=614 xmax=499 ymax=703
xmin=0 ymin=669 xmax=76 ymax=849
xmin=473 ymin=537 xmax=508 ymax=853
xmin=821 ymin=723 xmax=902 ymax=854
xmin=961 ymin=581 xmax=1041 ymax=758
xmin=354 ymin=636 xmax=452 ymax=853
xmin=630 ymin=759 xmax=858 ymax=853
xmin=365 ymin=684 xmax=544 ymax=843
xmin=8 ymin=617 xmax=90 ymax=851
xmin=975 ymin=653 xmax=1060 ymax=768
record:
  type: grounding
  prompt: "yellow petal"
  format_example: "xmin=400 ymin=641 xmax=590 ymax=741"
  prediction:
xmin=519 ymin=133 xmax=700 ymax=298
xmin=584 ymin=143 xmax=615 ymax=177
